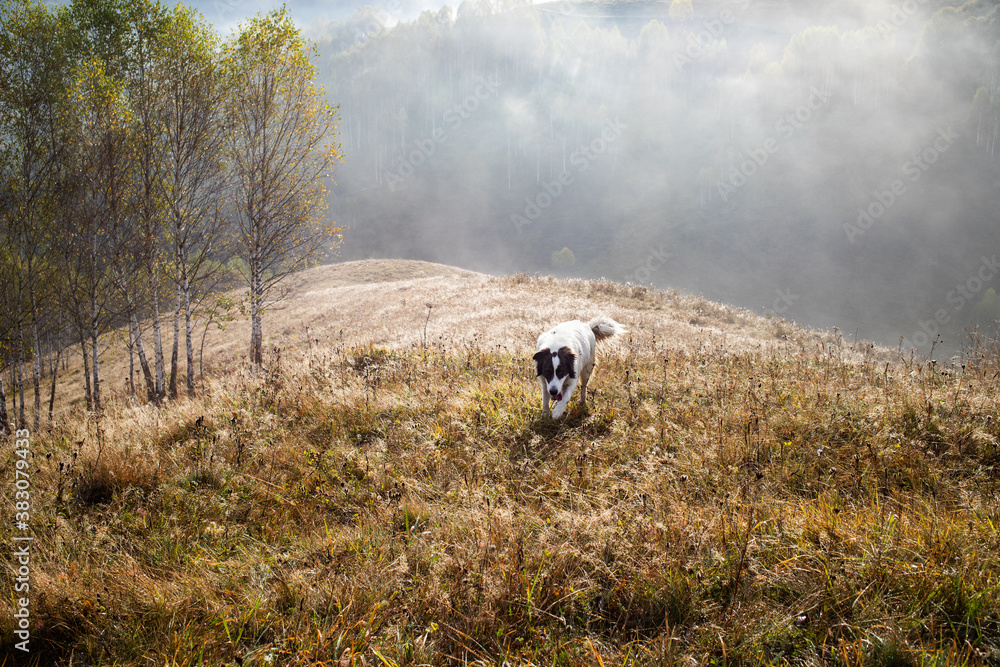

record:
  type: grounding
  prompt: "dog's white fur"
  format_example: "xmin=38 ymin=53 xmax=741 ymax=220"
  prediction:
xmin=533 ymin=315 xmax=626 ymax=419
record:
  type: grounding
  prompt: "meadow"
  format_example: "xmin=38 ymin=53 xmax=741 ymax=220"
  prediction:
xmin=3 ymin=261 xmax=1000 ymax=665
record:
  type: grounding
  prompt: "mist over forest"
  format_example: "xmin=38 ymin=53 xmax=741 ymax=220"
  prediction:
xmin=314 ymin=0 xmax=1000 ymax=356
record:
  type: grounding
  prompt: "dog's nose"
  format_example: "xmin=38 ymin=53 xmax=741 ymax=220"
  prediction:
xmin=549 ymin=388 xmax=560 ymax=397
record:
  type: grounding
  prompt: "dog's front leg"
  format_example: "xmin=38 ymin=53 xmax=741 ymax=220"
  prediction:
xmin=539 ymin=378 xmax=550 ymax=415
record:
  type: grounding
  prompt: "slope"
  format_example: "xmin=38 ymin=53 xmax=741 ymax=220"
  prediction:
xmin=2 ymin=260 xmax=999 ymax=666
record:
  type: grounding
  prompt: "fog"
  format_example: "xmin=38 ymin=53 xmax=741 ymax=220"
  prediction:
xmin=301 ymin=0 xmax=1000 ymax=357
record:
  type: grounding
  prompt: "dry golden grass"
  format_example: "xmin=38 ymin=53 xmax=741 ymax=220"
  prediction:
xmin=48 ymin=259 xmax=838 ymax=417
xmin=3 ymin=260 xmax=1000 ymax=666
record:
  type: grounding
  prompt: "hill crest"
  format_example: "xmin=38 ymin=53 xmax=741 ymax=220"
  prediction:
xmin=215 ymin=258 xmax=853 ymax=365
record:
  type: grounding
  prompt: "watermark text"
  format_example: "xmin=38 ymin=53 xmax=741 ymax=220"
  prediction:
xmin=11 ymin=428 xmax=32 ymax=653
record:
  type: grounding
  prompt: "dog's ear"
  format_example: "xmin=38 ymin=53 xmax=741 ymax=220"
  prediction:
xmin=533 ymin=349 xmax=551 ymax=376
xmin=557 ymin=346 xmax=578 ymax=378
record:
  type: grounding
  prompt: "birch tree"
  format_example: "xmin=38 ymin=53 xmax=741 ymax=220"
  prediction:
xmin=123 ymin=0 xmax=169 ymax=403
xmin=59 ymin=58 xmax=134 ymax=413
xmin=157 ymin=5 xmax=227 ymax=397
xmin=222 ymin=8 xmax=342 ymax=366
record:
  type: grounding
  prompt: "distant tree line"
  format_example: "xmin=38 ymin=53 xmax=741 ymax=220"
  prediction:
xmin=0 ymin=0 xmax=341 ymax=432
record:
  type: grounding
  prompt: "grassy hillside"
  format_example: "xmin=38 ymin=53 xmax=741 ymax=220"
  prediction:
xmin=3 ymin=260 xmax=1000 ymax=666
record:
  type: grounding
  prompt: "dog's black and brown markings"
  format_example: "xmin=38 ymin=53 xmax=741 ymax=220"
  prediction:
xmin=533 ymin=346 xmax=577 ymax=403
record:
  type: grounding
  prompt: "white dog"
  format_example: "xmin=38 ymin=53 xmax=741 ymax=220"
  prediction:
xmin=533 ymin=315 xmax=626 ymax=419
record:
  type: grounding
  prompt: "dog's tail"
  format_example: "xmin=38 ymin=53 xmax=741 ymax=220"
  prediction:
xmin=588 ymin=315 xmax=626 ymax=342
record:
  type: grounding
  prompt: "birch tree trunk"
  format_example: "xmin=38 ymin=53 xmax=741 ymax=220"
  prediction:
xmin=91 ymin=312 xmax=101 ymax=414
xmin=130 ymin=313 xmax=157 ymax=402
xmin=250 ymin=229 xmax=263 ymax=366
xmin=128 ymin=336 xmax=135 ymax=399
xmin=151 ymin=274 xmax=165 ymax=400
xmin=169 ymin=286 xmax=180 ymax=398
xmin=0 ymin=373 xmax=9 ymax=435
xmin=32 ymin=322 xmax=41 ymax=431
xmin=80 ymin=333 xmax=92 ymax=411
xmin=183 ymin=279 xmax=196 ymax=396
xmin=47 ymin=345 xmax=62 ymax=424
xmin=16 ymin=329 xmax=25 ymax=427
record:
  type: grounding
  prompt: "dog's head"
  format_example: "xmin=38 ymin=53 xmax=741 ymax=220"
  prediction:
xmin=533 ymin=346 xmax=577 ymax=402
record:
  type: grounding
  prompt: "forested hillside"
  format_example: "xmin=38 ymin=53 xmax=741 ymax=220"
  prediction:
xmin=319 ymin=0 xmax=1000 ymax=354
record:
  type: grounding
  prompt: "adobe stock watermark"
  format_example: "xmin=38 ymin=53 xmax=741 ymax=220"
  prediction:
xmin=717 ymin=86 xmax=831 ymax=202
xmin=902 ymin=255 xmax=1000 ymax=349
xmin=11 ymin=428 xmax=33 ymax=653
xmin=625 ymin=246 xmax=670 ymax=284
xmin=347 ymin=0 xmax=402 ymax=51
xmin=875 ymin=0 xmax=931 ymax=35
xmin=512 ymin=117 xmax=627 ymax=233
xmin=386 ymin=75 xmax=501 ymax=192
xmin=674 ymin=0 xmax=752 ymax=70
xmin=771 ymin=287 xmax=799 ymax=315
xmin=843 ymin=126 xmax=959 ymax=244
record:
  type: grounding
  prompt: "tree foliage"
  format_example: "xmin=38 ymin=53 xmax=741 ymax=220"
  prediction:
xmin=0 ymin=0 xmax=341 ymax=423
